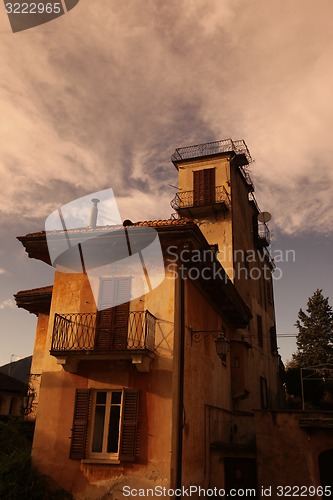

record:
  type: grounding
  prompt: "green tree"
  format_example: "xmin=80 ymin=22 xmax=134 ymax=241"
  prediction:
xmin=293 ymin=289 xmax=333 ymax=368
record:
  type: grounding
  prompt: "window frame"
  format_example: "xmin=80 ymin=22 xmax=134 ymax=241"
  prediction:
xmin=70 ymin=387 xmax=139 ymax=462
xmin=88 ymin=389 xmax=123 ymax=460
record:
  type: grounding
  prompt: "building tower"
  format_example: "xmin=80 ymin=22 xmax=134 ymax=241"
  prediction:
xmin=170 ymin=139 xmax=280 ymax=411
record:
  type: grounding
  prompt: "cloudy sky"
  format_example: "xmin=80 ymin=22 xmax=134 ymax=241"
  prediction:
xmin=1 ymin=0 xmax=333 ymax=366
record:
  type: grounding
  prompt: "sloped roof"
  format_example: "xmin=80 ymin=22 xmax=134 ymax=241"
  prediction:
xmin=14 ymin=286 xmax=52 ymax=315
xmin=0 ymin=356 xmax=32 ymax=385
xmin=17 ymin=217 xmax=195 ymax=239
xmin=16 ymin=217 xmax=252 ymax=327
xmin=0 ymin=371 xmax=26 ymax=393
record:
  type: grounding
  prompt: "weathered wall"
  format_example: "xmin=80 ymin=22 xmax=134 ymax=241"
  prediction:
xmin=26 ymin=312 xmax=49 ymax=419
xmin=176 ymin=154 xmax=281 ymax=413
xmin=182 ymin=278 xmax=232 ymax=489
xmin=255 ymin=411 xmax=333 ymax=500
xmin=31 ymin=266 xmax=176 ymax=499
xmin=230 ymin=165 xmax=280 ymax=411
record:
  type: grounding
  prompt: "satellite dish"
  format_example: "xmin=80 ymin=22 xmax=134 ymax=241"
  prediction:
xmin=258 ymin=211 xmax=271 ymax=223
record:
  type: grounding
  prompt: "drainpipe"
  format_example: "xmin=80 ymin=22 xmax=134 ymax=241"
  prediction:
xmin=171 ymin=265 xmax=185 ymax=496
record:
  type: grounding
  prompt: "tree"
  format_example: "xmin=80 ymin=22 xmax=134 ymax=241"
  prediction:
xmin=293 ymin=289 xmax=333 ymax=368
xmin=285 ymin=290 xmax=333 ymax=408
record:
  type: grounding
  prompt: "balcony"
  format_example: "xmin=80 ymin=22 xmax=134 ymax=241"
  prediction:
xmin=50 ymin=310 xmax=156 ymax=373
xmin=256 ymin=223 xmax=270 ymax=248
xmin=171 ymin=139 xmax=252 ymax=166
xmin=170 ymin=186 xmax=231 ymax=217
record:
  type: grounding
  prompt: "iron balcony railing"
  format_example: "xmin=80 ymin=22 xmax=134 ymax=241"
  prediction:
xmin=258 ymin=223 xmax=270 ymax=245
xmin=170 ymin=185 xmax=231 ymax=211
xmin=171 ymin=139 xmax=252 ymax=164
xmin=51 ymin=310 xmax=156 ymax=353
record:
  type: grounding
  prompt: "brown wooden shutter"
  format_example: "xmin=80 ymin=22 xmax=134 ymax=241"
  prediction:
xmin=95 ymin=279 xmax=115 ymax=350
xmin=70 ymin=389 xmax=90 ymax=460
xmin=113 ymin=278 xmax=131 ymax=350
xmin=120 ymin=389 xmax=139 ymax=461
xmin=96 ymin=278 xmax=131 ymax=350
xmin=193 ymin=168 xmax=215 ymax=206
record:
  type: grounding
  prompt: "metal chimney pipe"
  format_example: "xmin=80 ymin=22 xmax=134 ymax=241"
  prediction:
xmin=89 ymin=198 xmax=100 ymax=229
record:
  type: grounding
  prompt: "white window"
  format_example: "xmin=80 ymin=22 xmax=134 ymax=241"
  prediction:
xmin=89 ymin=390 xmax=123 ymax=459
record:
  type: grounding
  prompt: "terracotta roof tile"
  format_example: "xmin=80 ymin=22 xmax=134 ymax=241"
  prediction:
xmin=133 ymin=218 xmax=194 ymax=227
xmin=15 ymin=285 xmax=53 ymax=296
xmin=18 ymin=218 xmax=195 ymax=239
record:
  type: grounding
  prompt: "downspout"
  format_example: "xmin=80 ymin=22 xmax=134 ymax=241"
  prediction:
xmin=171 ymin=264 xmax=185 ymax=495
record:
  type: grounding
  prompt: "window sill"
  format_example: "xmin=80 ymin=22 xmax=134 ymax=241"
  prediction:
xmin=81 ymin=459 xmax=121 ymax=465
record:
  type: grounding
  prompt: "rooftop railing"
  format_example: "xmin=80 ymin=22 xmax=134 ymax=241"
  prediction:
xmin=171 ymin=139 xmax=252 ymax=164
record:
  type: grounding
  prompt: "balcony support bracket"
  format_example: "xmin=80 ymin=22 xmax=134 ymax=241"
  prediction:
xmin=131 ymin=353 xmax=154 ymax=373
xmin=56 ymin=357 xmax=78 ymax=374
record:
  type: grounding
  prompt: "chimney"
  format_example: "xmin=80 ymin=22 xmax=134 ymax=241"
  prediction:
xmin=89 ymin=198 xmax=100 ymax=229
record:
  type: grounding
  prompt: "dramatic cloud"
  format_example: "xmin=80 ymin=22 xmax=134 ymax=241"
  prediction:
xmin=0 ymin=298 xmax=15 ymax=310
xmin=1 ymin=0 xmax=333 ymax=234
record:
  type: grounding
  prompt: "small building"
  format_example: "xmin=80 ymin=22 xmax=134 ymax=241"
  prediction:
xmin=16 ymin=139 xmax=286 ymax=498
xmin=0 ymin=371 xmax=26 ymax=417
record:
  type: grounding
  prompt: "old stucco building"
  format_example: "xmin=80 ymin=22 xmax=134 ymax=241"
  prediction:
xmin=16 ymin=139 xmax=291 ymax=498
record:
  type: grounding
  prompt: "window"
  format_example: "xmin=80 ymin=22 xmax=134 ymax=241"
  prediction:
xmin=265 ymin=276 xmax=272 ymax=305
xmin=70 ymin=388 xmax=139 ymax=462
xmin=257 ymin=314 xmax=263 ymax=348
xmin=90 ymin=390 xmax=122 ymax=458
xmin=260 ymin=376 xmax=269 ymax=409
xmin=269 ymin=325 xmax=277 ymax=355
xmin=193 ymin=168 xmax=215 ymax=206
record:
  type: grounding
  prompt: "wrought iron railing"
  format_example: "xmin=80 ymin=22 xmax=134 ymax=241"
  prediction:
xmin=170 ymin=185 xmax=231 ymax=211
xmin=51 ymin=310 xmax=156 ymax=353
xmin=171 ymin=139 xmax=252 ymax=164
xmin=127 ymin=310 xmax=156 ymax=351
xmin=240 ymin=167 xmax=254 ymax=190
xmin=258 ymin=223 xmax=270 ymax=245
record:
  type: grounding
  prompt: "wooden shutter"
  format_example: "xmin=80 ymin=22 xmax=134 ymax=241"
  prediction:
xmin=113 ymin=278 xmax=131 ymax=350
xmin=96 ymin=279 xmax=115 ymax=350
xmin=70 ymin=389 xmax=90 ymax=460
xmin=95 ymin=278 xmax=130 ymax=350
xmin=120 ymin=389 xmax=139 ymax=461
xmin=193 ymin=168 xmax=215 ymax=206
